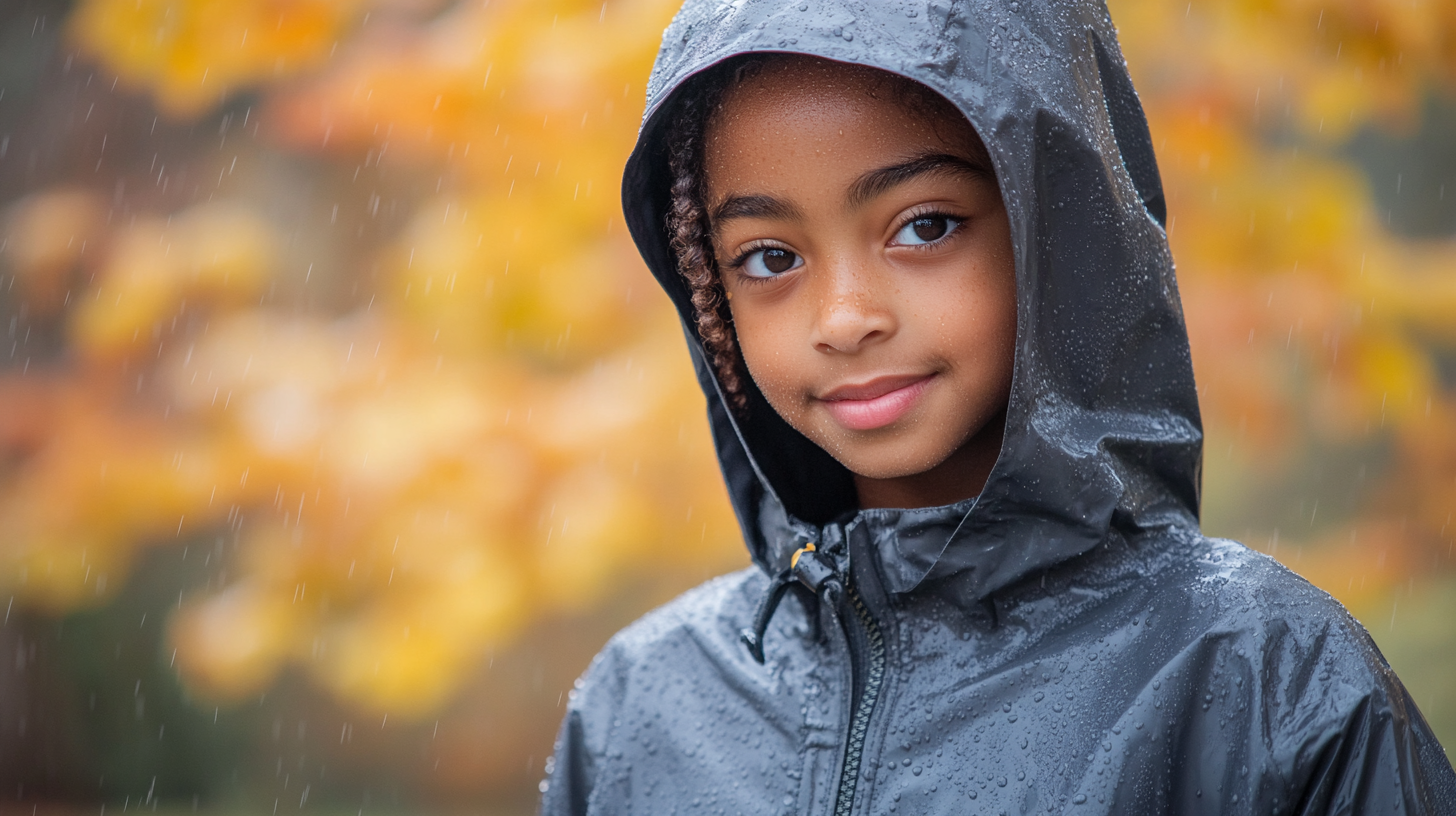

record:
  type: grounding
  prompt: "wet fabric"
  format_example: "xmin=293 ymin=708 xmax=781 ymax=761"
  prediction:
xmin=539 ymin=0 xmax=1456 ymax=813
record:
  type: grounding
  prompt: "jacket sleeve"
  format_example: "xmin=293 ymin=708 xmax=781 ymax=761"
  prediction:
xmin=538 ymin=642 xmax=629 ymax=816
xmin=1288 ymin=631 xmax=1456 ymax=814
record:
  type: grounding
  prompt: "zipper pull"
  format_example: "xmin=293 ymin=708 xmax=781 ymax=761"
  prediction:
xmin=740 ymin=544 xmax=845 ymax=664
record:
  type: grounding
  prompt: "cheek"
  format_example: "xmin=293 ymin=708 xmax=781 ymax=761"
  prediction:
xmin=924 ymin=264 xmax=1018 ymax=382
xmin=963 ymin=290 xmax=1017 ymax=374
xmin=972 ymin=277 xmax=1018 ymax=356
xmin=953 ymin=231 xmax=1018 ymax=358
xmin=730 ymin=306 xmax=798 ymax=403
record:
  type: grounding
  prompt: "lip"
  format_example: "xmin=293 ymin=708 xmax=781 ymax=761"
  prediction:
xmin=817 ymin=373 xmax=936 ymax=431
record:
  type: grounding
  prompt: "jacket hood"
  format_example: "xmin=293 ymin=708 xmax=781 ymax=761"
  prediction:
xmin=622 ymin=0 xmax=1202 ymax=602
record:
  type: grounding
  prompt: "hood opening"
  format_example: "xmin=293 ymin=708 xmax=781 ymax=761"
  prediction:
xmin=623 ymin=0 xmax=1202 ymax=598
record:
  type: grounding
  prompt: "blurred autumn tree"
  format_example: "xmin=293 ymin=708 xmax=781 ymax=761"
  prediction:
xmin=1112 ymin=0 xmax=1456 ymax=742
xmin=0 ymin=0 xmax=1452 ymax=810
xmin=1113 ymin=0 xmax=1456 ymax=619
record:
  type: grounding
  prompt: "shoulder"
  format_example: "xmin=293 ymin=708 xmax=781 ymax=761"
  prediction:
xmin=555 ymin=569 xmax=763 ymax=732
xmin=1162 ymin=537 xmax=1456 ymax=808
xmin=541 ymin=569 xmax=773 ymax=813
xmin=598 ymin=566 xmax=764 ymax=662
xmin=1175 ymin=536 xmax=1371 ymax=639
xmin=571 ymin=567 xmax=766 ymax=699
xmin=1154 ymin=534 xmax=1398 ymax=707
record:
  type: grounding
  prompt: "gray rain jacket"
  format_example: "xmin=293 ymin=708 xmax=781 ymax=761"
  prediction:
xmin=540 ymin=0 xmax=1456 ymax=813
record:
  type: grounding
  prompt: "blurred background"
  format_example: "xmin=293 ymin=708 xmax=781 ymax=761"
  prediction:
xmin=0 ymin=0 xmax=1452 ymax=812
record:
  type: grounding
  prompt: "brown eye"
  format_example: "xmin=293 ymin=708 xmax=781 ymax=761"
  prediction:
xmin=896 ymin=214 xmax=962 ymax=246
xmin=763 ymin=248 xmax=797 ymax=273
xmin=743 ymin=247 xmax=802 ymax=278
xmin=913 ymin=217 xmax=949 ymax=242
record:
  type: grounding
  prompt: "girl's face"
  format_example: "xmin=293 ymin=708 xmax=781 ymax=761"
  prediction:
xmin=704 ymin=58 xmax=1017 ymax=509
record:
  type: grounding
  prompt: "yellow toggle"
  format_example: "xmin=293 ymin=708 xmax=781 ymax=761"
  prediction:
xmin=791 ymin=542 xmax=816 ymax=569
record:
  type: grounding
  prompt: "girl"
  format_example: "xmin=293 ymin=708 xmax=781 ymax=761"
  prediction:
xmin=541 ymin=0 xmax=1456 ymax=813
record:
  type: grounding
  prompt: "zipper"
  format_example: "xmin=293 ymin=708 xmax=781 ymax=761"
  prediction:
xmin=832 ymin=584 xmax=885 ymax=816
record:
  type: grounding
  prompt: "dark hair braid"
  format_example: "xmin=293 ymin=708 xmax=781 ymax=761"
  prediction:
xmin=666 ymin=72 xmax=750 ymax=414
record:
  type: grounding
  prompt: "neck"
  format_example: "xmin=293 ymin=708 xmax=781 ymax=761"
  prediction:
xmin=853 ymin=411 xmax=1005 ymax=510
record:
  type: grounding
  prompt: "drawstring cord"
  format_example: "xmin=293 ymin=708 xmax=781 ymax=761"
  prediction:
xmin=740 ymin=543 xmax=844 ymax=664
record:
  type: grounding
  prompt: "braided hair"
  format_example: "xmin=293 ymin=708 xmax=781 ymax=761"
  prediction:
xmin=664 ymin=59 xmax=763 ymax=415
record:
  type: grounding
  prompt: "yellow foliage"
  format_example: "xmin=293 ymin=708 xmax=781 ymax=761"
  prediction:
xmin=67 ymin=0 xmax=361 ymax=117
xmin=170 ymin=582 xmax=302 ymax=700
xmin=71 ymin=203 xmax=274 ymax=359
xmin=2 ymin=190 xmax=106 ymax=317
xmin=1114 ymin=0 xmax=1456 ymax=140
xmin=533 ymin=463 xmax=660 ymax=611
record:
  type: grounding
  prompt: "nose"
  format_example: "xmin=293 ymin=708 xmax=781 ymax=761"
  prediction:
xmin=808 ymin=256 xmax=895 ymax=354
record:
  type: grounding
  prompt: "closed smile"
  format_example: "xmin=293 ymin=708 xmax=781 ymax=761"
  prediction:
xmin=817 ymin=373 xmax=936 ymax=431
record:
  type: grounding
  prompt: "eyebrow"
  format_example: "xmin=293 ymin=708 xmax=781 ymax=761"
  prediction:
xmin=710 ymin=194 xmax=804 ymax=225
xmin=707 ymin=152 xmax=992 ymax=229
xmin=845 ymin=153 xmax=992 ymax=209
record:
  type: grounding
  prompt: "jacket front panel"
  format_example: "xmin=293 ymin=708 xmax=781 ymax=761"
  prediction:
xmin=547 ymin=533 xmax=1456 ymax=815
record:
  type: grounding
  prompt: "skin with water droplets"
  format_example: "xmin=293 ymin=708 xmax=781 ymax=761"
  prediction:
xmin=704 ymin=56 xmax=1015 ymax=511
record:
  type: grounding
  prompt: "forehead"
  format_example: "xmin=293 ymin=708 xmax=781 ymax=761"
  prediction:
xmin=703 ymin=57 xmax=979 ymax=193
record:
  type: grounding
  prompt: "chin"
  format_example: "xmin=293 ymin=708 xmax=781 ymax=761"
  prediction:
xmin=832 ymin=444 xmax=955 ymax=481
